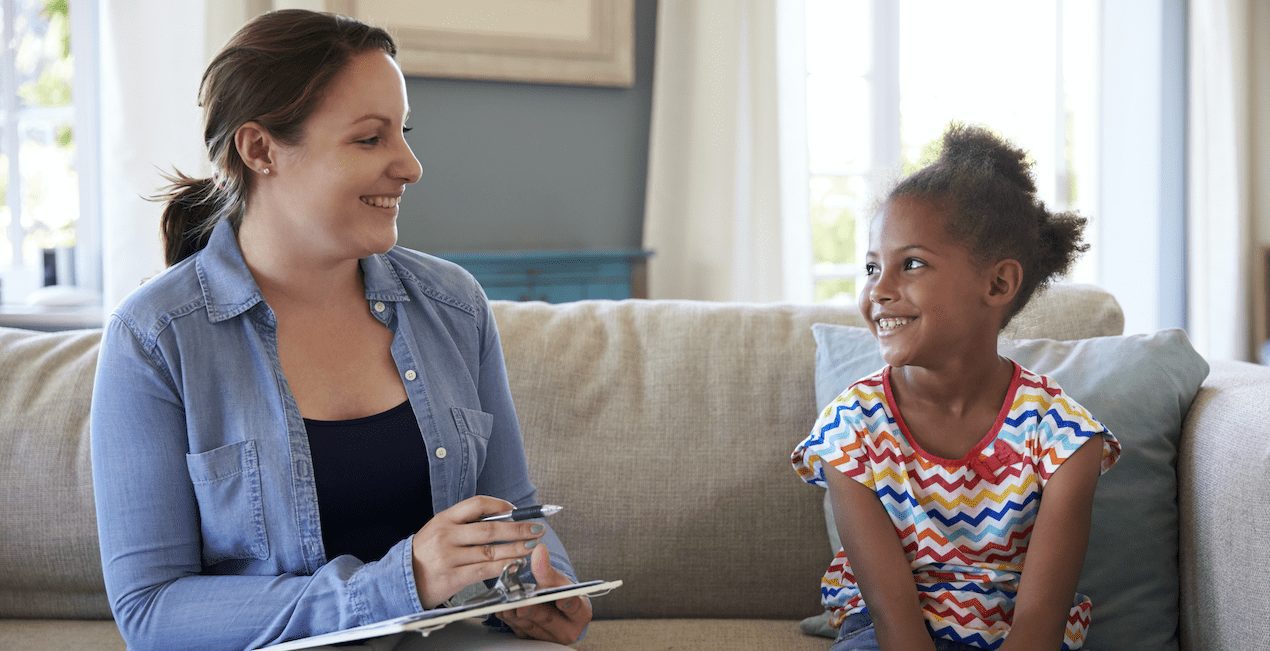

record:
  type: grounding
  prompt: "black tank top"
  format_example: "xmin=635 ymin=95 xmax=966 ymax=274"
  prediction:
xmin=304 ymin=400 xmax=434 ymax=563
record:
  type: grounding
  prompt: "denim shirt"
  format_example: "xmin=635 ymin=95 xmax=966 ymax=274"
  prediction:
xmin=90 ymin=219 xmax=575 ymax=650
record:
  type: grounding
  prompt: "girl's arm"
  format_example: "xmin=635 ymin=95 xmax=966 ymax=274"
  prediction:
xmin=826 ymin=467 xmax=936 ymax=651
xmin=1002 ymin=438 xmax=1103 ymax=650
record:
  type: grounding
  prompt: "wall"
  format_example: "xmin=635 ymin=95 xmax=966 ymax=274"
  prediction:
xmin=395 ymin=0 xmax=657 ymax=254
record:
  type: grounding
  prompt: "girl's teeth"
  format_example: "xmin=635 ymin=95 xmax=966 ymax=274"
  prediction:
xmin=361 ymin=196 xmax=400 ymax=208
xmin=878 ymin=317 xmax=912 ymax=331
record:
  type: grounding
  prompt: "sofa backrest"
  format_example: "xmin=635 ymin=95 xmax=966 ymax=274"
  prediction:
xmin=0 ymin=328 xmax=108 ymax=618
xmin=492 ymin=283 xmax=1124 ymax=619
xmin=0 ymin=283 xmax=1122 ymax=621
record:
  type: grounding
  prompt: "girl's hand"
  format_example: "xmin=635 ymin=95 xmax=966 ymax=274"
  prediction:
xmin=495 ymin=544 xmax=593 ymax=644
xmin=411 ymin=495 xmax=547 ymax=608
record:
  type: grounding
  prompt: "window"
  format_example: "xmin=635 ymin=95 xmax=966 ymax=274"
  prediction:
xmin=804 ymin=0 xmax=1099 ymax=304
xmin=0 ymin=0 xmax=98 ymax=305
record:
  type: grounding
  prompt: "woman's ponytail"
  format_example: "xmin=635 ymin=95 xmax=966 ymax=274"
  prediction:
xmin=156 ymin=172 xmax=230 ymax=267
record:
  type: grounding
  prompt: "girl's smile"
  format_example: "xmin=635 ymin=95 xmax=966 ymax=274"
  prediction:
xmin=873 ymin=315 xmax=916 ymax=334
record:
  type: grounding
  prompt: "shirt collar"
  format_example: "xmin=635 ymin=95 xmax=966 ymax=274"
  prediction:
xmin=196 ymin=219 xmax=410 ymax=323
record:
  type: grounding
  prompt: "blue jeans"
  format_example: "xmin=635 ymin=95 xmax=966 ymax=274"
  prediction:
xmin=829 ymin=612 xmax=984 ymax=651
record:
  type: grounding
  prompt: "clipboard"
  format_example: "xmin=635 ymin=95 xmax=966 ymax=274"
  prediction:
xmin=258 ymin=559 xmax=621 ymax=651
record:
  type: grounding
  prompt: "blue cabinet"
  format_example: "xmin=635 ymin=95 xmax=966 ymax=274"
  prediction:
xmin=434 ymin=250 xmax=653 ymax=303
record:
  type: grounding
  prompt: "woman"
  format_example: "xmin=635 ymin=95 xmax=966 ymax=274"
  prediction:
xmin=90 ymin=10 xmax=591 ymax=649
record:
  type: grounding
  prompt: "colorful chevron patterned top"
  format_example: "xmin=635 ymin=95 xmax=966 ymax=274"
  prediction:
xmin=791 ymin=362 xmax=1120 ymax=650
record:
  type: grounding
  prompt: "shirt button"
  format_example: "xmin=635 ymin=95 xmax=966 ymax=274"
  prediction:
xmin=373 ymin=301 xmax=386 ymax=313
xmin=405 ymin=369 xmax=417 ymax=381
xmin=435 ymin=447 xmax=447 ymax=459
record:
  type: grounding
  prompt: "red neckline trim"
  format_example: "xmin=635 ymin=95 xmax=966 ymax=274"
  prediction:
xmin=882 ymin=362 xmax=1022 ymax=467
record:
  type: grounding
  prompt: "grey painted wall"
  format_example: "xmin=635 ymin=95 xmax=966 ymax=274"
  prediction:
xmin=396 ymin=0 xmax=657 ymax=254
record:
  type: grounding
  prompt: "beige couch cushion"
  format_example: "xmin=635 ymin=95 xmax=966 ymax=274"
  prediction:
xmin=579 ymin=619 xmax=826 ymax=650
xmin=0 ymin=619 xmax=123 ymax=650
xmin=492 ymin=283 xmax=1125 ymax=619
xmin=0 ymin=328 xmax=109 ymax=619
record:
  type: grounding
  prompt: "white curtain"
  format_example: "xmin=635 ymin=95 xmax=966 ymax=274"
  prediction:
xmin=98 ymin=1 xmax=258 ymax=312
xmin=642 ymin=0 xmax=810 ymax=302
xmin=1187 ymin=0 xmax=1253 ymax=361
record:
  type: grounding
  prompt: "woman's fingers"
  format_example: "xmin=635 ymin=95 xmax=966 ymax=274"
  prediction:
xmin=500 ymin=605 xmax=578 ymax=645
xmin=555 ymin=595 xmax=591 ymax=624
xmin=498 ymin=610 xmax=559 ymax=644
xmin=440 ymin=495 xmax=515 ymax=524
xmin=451 ymin=538 xmax=540 ymax=567
xmin=457 ymin=558 xmax=529 ymax=587
xmin=446 ymin=520 xmax=544 ymax=546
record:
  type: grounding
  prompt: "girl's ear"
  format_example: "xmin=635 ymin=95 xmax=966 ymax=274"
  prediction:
xmin=986 ymin=258 xmax=1023 ymax=307
xmin=234 ymin=121 xmax=275 ymax=177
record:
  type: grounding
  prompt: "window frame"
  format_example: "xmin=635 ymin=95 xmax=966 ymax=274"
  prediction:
xmin=804 ymin=0 xmax=1095 ymax=301
xmin=0 ymin=0 xmax=100 ymax=304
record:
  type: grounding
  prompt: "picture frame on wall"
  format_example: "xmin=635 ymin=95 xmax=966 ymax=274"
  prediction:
xmin=323 ymin=0 xmax=635 ymax=87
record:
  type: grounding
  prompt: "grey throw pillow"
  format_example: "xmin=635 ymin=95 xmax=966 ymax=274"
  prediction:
xmin=803 ymin=325 xmax=1208 ymax=650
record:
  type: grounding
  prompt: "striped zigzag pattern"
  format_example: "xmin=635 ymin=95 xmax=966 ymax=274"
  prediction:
xmin=792 ymin=365 xmax=1120 ymax=649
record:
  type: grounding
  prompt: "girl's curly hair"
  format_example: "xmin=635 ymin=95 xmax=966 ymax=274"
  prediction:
xmin=888 ymin=123 xmax=1089 ymax=327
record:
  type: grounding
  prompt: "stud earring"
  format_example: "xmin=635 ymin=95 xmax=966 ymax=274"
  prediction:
xmin=262 ymin=167 xmax=270 ymax=175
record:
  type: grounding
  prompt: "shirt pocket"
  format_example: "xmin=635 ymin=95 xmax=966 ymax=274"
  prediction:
xmin=185 ymin=439 xmax=270 ymax=565
xmin=451 ymin=407 xmax=494 ymax=494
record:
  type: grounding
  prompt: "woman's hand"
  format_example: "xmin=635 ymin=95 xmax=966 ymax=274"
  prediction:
xmin=411 ymin=495 xmax=546 ymax=608
xmin=495 ymin=544 xmax=593 ymax=644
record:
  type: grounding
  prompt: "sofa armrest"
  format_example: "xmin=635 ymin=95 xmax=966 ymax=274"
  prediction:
xmin=1177 ymin=360 xmax=1270 ymax=650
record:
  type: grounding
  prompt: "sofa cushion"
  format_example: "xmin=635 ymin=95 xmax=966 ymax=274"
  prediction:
xmin=579 ymin=619 xmax=827 ymax=650
xmin=0 ymin=619 xmax=123 ymax=650
xmin=806 ymin=324 xmax=1208 ymax=649
xmin=0 ymin=327 xmax=110 ymax=619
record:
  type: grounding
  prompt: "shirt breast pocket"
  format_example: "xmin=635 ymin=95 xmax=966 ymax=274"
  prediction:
xmin=185 ymin=439 xmax=270 ymax=565
xmin=451 ymin=407 xmax=494 ymax=494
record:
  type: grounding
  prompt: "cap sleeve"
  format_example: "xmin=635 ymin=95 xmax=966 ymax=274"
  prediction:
xmin=1036 ymin=393 xmax=1121 ymax=488
xmin=791 ymin=382 xmax=882 ymax=490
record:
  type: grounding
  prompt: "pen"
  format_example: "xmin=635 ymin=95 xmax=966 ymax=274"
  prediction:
xmin=478 ymin=504 xmax=563 ymax=522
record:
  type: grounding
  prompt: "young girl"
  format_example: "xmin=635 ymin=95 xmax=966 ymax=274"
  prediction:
xmin=792 ymin=125 xmax=1120 ymax=651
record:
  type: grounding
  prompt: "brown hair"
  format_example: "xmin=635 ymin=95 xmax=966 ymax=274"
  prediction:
xmin=156 ymin=9 xmax=397 ymax=266
xmin=888 ymin=123 xmax=1089 ymax=327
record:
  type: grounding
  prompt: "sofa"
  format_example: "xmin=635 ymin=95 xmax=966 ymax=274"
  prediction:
xmin=1 ymin=284 xmax=1268 ymax=650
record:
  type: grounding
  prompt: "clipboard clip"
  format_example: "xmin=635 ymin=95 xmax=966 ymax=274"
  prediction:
xmin=492 ymin=557 xmax=537 ymax=601
xmin=447 ymin=556 xmax=538 ymax=608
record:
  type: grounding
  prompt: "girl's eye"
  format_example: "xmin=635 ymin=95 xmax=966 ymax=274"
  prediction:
xmin=864 ymin=262 xmax=879 ymax=276
xmin=403 ymin=126 xmax=413 ymax=134
xmin=358 ymin=136 xmax=381 ymax=146
xmin=904 ymin=258 xmax=926 ymax=271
